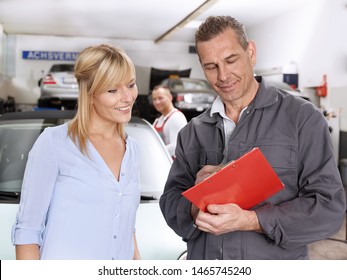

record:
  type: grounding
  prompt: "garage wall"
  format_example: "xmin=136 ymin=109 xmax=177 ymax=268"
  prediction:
xmin=248 ymin=0 xmax=347 ymax=130
xmin=0 ymin=0 xmax=346 ymax=128
xmin=0 ymin=23 xmax=12 ymax=107
xmin=0 ymin=35 xmax=203 ymax=106
xmin=250 ymin=0 xmax=347 ymax=87
xmin=0 ymin=23 xmax=3 ymax=74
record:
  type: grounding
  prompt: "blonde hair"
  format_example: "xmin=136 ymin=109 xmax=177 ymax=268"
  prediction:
xmin=68 ymin=44 xmax=136 ymax=155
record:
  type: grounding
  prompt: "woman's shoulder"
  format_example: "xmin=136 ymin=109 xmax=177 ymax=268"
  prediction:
xmin=42 ymin=122 xmax=69 ymax=136
xmin=29 ymin=123 xmax=69 ymax=153
xmin=37 ymin=122 xmax=69 ymax=145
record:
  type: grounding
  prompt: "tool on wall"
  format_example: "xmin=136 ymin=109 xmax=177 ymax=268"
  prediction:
xmin=316 ymin=74 xmax=327 ymax=97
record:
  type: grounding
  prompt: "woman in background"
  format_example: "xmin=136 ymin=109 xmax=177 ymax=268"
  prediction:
xmin=12 ymin=44 xmax=141 ymax=260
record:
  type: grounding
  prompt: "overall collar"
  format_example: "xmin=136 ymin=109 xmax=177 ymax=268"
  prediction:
xmin=197 ymin=76 xmax=279 ymax=126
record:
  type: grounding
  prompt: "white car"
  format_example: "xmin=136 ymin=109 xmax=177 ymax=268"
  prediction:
xmin=0 ymin=110 xmax=186 ymax=260
xmin=38 ymin=64 xmax=79 ymax=109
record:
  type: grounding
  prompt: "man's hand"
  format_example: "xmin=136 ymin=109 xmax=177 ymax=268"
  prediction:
xmin=193 ymin=203 xmax=263 ymax=235
xmin=193 ymin=165 xmax=263 ymax=235
xmin=195 ymin=165 xmax=222 ymax=184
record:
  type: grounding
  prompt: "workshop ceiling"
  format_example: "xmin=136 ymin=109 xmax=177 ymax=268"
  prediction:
xmin=0 ymin=0 xmax=315 ymax=43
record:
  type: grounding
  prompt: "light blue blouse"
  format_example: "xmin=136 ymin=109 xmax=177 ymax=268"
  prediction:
xmin=12 ymin=122 xmax=141 ymax=260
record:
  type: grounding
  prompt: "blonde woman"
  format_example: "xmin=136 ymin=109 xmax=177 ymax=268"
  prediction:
xmin=12 ymin=44 xmax=141 ymax=260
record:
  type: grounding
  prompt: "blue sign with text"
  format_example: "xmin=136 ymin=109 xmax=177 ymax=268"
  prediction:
xmin=22 ymin=51 xmax=79 ymax=61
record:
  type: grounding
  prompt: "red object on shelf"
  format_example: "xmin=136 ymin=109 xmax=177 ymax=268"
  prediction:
xmin=316 ymin=74 xmax=327 ymax=97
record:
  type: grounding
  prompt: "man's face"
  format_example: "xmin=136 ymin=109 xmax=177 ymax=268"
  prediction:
xmin=152 ymin=88 xmax=172 ymax=115
xmin=197 ymin=28 xmax=256 ymax=104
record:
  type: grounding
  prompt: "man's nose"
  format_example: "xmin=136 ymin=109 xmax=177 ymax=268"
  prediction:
xmin=217 ymin=65 xmax=229 ymax=82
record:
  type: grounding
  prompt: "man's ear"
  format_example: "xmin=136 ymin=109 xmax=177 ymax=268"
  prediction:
xmin=248 ymin=40 xmax=257 ymax=66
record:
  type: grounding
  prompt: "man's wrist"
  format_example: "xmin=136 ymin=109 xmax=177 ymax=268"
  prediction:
xmin=244 ymin=210 xmax=263 ymax=233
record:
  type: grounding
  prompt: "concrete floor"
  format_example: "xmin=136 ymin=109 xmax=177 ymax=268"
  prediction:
xmin=308 ymin=214 xmax=347 ymax=259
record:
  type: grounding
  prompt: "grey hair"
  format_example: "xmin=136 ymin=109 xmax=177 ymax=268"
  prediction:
xmin=195 ymin=16 xmax=249 ymax=51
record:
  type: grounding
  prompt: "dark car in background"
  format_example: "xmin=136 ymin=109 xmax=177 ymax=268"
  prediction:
xmin=38 ymin=63 xmax=78 ymax=109
xmin=0 ymin=110 xmax=186 ymax=260
xmin=160 ymin=77 xmax=217 ymax=120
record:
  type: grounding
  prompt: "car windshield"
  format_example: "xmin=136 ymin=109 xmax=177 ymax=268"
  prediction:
xmin=125 ymin=122 xmax=172 ymax=194
xmin=0 ymin=117 xmax=171 ymax=202
xmin=50 ymin=64 xmax=75 ymax=72
xmin=0 ymin=121 xmax=59 ymax=200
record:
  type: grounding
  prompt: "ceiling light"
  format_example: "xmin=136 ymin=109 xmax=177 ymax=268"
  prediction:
xmin=184 ymin=20 xmax=204 ymax=29
xmin=154 ymin=0 xmax=219 ymax=44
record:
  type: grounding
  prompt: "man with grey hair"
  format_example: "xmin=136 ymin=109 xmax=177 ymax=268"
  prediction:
xmin=160 ymin=16 xmax=346 ymax=259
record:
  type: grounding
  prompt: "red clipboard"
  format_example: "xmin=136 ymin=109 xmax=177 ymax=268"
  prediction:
xmin=182 ymin=147 xmax=284 ymax=212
